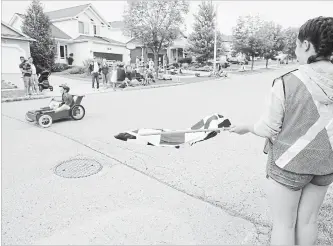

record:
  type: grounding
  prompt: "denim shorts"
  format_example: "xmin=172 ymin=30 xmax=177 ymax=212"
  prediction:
xmin=266 ymin=162 xmax=333 ymax=191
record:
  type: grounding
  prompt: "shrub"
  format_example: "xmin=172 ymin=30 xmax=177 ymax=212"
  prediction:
xmin=67 ymin=66 xmax=85 ymax=74
xmin=51 ymin=63 xmax=69 ymax=72
xmin=172 ymin=63 xmax=180 ymax=68
xmin=182 ymin=63 xmax=189 ymax=69
xmin=178 ymin=57 xmax=192 ymax=64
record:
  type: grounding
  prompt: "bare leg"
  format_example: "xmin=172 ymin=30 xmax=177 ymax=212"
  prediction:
xmin=265 ymin=177 xmax=302 ymax=245
xmin=296 ymin=183 xmax=329 ymax=245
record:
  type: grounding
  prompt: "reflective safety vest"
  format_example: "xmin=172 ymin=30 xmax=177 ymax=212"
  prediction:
xmin=265 ymin=69 xmax=333 ymax=175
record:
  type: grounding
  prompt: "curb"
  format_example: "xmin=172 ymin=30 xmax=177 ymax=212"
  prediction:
xmin=1 ymin=95 xmax=51 ymax=103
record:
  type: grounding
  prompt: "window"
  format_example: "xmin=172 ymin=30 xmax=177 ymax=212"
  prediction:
xmin=84 ymin=22 xmax=90 ymax=34
xmin=65 ymin=45 xmax=68 ymax=58
xmin=93 ymin=25 xmax=100 ymax=36
xmin=60 ymin=45 xmax=65 ymax=59
xmin=78 ymin=21 xmax=84 ymax=34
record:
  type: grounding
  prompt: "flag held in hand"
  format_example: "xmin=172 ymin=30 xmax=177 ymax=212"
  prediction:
xmin=114 ymin=114 xmax=231 ymax=148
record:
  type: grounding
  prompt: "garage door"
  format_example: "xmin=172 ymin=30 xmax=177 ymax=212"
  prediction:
xmin=1 ymin=44 xmax=26 ymax=74
xmin=93 ymin=52 xmax=123 ymax=61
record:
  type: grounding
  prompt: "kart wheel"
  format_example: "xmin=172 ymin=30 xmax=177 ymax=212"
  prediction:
xmin=71 ymin=105 xmax=85 ymax=120
xmin=50 ymin=86 xmax=53 ymax=91
xmin=25 ymin=113 xmax=34 ymax=122
xmin=38 ymin=114 xmax=52 ymax=128
xmin=39 ymin=85 xmax=43 ymax=92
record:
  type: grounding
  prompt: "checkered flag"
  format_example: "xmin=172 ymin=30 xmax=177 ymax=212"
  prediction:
xmin=114 ymin=114 xmax=231 ymax=148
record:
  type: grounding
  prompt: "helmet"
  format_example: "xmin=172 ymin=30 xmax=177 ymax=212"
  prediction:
xmin=59 ymin=84 xmax=70 ymax=92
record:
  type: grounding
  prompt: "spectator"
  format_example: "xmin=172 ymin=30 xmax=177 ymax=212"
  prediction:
xmin=19 ymin=56 xmax=26 ymax=88
xmin=110 ymin=64 xmax=117 ymax=91
xmin=28 ymin=57 xmax=39 ymax=94
xmin=20 ymin=56 xmax=32 ymax=96
xmin=89 ymin=57 xmax=101 ymax=90
xmin=117 ymin=63 xmax=126 ymax=83
xmin=149 ymin=58 xmax=154 ymax=70
xmin=101 ymin=58 xmax=109 ymax=89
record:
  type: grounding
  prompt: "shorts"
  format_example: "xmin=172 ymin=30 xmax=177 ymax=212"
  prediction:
xmin=23 ymin=76 xmax=31 ymax=88
xmin=267 ymin=162 xmax=333 ymax=191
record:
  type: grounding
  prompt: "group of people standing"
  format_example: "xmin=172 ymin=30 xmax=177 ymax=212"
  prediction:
xmin=19 ymin=56 xmax=40 ymax=96
xmin=89 ymin=56 xmax=156 ymax=90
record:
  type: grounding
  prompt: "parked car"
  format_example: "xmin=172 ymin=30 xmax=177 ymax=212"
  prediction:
xmin=227 ymin=57 xmax=239 ymax=64
xmin=227 ymin=57 xmax=248 ymax=65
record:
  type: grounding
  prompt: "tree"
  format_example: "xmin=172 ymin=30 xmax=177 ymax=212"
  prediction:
xmin=232 ymin=15 xmax=264 ymax=70
xmin=188 ymin=1 xmax=224 ymax=63
xmin=259 ymin=21 xmax=285 ymax=68
xmin=282 ymin=27 xmax=298 ymax=62
xmin=22 ymin=0 xmax=56 ymax=70
xmin=123 ymin=0 xmax=189 ymax=76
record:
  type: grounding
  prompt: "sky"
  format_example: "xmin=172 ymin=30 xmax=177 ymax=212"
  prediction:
xmin=2 ymin=0 xmax=333 ymax=35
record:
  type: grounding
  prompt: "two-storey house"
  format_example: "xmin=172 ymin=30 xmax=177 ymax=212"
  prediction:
xmin=9 ymin=4 xmax=130 ymax=66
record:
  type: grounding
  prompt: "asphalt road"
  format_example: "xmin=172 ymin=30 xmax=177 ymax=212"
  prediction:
xmin=2 ymin=64 xmax=332 ymax=245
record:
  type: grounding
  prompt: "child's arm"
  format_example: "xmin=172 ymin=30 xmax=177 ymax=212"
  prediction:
xmin=229 ymin=79 xmax=285 ymax=138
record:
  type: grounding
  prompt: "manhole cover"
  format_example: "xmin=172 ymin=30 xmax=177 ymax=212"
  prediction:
xmin=54 ymin=157 xmax=103 ymax=178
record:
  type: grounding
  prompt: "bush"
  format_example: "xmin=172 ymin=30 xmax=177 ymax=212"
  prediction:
xmin=67 ymin=66 xmax=86 ymax=74
xmin=172 ymin=63 xmax=180 ymax=68
xmin=182 ymin=63 xmax=189 ymax=69
xmin=178 ymin=57 xmax=192 ymax=64
xmin=51 ymin=63 xmax=69 ymax=72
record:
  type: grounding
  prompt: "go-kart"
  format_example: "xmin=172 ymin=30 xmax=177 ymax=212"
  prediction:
xmin=25 ymin=95 xmax=85 ymax=128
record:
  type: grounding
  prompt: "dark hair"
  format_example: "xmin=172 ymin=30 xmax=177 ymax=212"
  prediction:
xmin=20 ymin=56 xmax=24 ymax=59
xmin=298 ymin=16 xmax=333 ymax=64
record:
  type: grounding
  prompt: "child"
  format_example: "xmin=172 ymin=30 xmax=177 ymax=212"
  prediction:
xmin=229 ymin=16 xmax=333 ymax=245
xmin=50 ymin=84 xmax=74 ymax=113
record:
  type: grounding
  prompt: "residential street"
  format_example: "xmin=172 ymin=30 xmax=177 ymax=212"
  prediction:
xmin=2 ymin=65 xmax=332 ymax=245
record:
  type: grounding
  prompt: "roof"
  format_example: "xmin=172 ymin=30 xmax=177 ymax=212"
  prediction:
xmin=15 ymin=13 xmax=24 ymax=18
xmin=74 ymin=35 xmax=125 ymax=46
xmin=50 ymin=24 xmax=72 ymax=39
xmin=1 ymin=21 xmax=35 ymax=41
xmin=109 ymin=21 xmax=124 ymax=29
xmin=45 ymin=4 xmax=90 ymax=20
xmin=100 ymin=37 xmax=126 ymax=46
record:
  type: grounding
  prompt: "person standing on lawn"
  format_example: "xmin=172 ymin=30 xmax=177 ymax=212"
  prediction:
xmin=229 ymin=16 xmax=333 ymax=245
xmin=28 ymin=57 xmax=39 ymax=94
xmin=19 ymin=56 xmax=27 ymax=91
xmin=101 ymin=58 xmax=110 ymax=89
xmin=20 ymin=56 xmax=32 ymax=96
xmin=89 ymin=57 xmax=101 ymax=90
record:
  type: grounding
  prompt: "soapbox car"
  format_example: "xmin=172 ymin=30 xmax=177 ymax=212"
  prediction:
xmin=25 ymin=95 xmax=85 ymax=128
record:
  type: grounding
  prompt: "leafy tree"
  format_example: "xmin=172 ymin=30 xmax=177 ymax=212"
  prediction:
xmin=188 ymin=1 xmax=225 ymax=63
xmin=232 ymin=15 xmax=264 ymax=70
xmin=123 ymin=0 xmax=189 ymax=76
xmin=282 ymin=27 xmax=299 ymax=62
xmin=259 ymin=21 xmax=285 ymax=68
xmin=22 ymin=0 xmax=55 ymax=70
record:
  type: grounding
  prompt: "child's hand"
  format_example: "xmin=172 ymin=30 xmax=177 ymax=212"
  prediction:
xmin=228 ymin=125 xmax=250 ymax=135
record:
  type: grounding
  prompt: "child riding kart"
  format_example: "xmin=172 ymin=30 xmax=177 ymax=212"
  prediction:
xmin=25 ymin=84 xmax=85 ymax=128
xmin=49 ymin=84 xmax=74 ymax=112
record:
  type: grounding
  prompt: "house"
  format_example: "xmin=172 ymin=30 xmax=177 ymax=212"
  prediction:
xmin=109 ymin=21 xmax=190 ymax=65
xmin=8 ymin=4 xmax=130 ymax=66
xmin=1 ymin=21 xmax=35 ymax=73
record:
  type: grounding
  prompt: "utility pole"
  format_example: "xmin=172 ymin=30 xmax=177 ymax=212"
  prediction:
xmin=213 ymin=1 xmax=218 ymax=73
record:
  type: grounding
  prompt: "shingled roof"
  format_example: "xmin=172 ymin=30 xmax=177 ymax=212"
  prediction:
xmin=45 ymin=4 xmax=90 ymax=20
xmin=50 ymin=24 xmax=72 ymax=40
xmin=74 ymin=35 xmax=125 ymax=46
